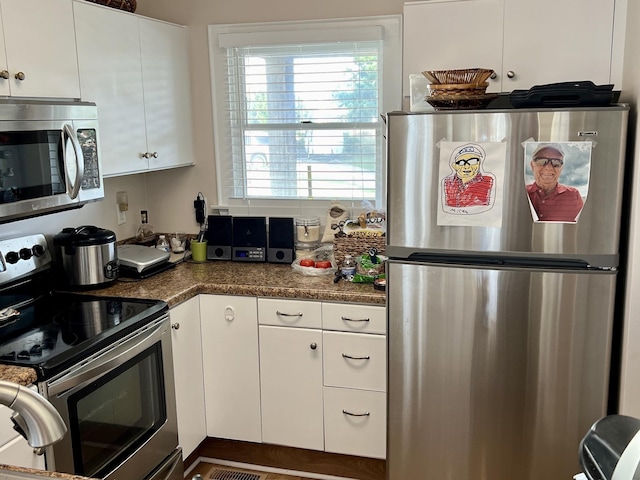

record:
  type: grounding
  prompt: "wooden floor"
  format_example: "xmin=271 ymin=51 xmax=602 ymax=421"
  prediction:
xmin=185 ymin=438 xmax=385 ymax=480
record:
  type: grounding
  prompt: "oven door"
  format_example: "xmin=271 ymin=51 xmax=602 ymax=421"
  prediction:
xmin=42 ymin=314 xmax=179 ymax=480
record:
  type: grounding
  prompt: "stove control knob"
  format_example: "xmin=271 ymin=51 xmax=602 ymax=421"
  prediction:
xmin=19 ymin=248 xmax=32 ymax=260
xmin=32 ymin=244 xmax=45 ymax=257
xmin=5 ymin=251 xmax=19 ymax=264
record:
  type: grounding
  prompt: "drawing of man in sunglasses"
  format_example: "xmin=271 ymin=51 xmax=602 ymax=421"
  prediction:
xmin=443 ymin=143 xmax=495 ymax=210
xmin=526 ymin=143 xmax=584 ymax=222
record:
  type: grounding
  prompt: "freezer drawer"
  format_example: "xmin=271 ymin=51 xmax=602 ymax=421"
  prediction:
xmin=387 ymin=260 xmax=616 ymax=480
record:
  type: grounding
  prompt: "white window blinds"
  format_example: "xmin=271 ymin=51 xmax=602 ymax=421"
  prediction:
xmin=209 ymin=17 xmax=402 ymax=216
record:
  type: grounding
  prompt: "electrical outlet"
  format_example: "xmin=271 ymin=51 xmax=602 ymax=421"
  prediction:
xmin=117 ymin=205 xmax=126 ymax=225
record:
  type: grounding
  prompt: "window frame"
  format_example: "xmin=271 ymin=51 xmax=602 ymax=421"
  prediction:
xmin=208 ymin=15 xmax=402 ymax=219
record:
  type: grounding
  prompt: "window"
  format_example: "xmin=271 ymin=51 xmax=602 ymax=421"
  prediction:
xmin=209 ymin=16 xmax=402 ymax=217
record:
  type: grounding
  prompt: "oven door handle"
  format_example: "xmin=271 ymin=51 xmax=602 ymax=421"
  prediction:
xmin=47 ymin=319 xmax=167 ymax=397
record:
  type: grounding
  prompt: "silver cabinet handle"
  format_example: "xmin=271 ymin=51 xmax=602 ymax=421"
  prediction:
xmin=490 ymin=72 xmax=497 ymax=80
xmin=142 ymin=152 xmax=150 ymax=159
xmin=0 ymin=70 xmax=8 ymax=79
xmin=276 ymin=310 xmax=303 ymax=317
xmin=151 ymin=151 xmax=158 ymax=158
xmin=342 ymin=409 xmax=370 ymax=417
xmin=342 ymin=353 xmax=370 ymax=360
xmin=506 ymin=70 xmax=515 ymax=79
xmin=14 ymin=71 xmax=25 ymax=81
xmin=341 ymin=316 xmax=369 ymax=323
xmin=171 ymin=323 xmax=180 ymax=330
xmin=310 ymin=342 xmax=317 ymax=350
xmin=33 ymin=447 xmax=44 ymax=456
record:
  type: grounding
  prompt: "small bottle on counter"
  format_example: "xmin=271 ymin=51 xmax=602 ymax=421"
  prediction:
xmin=156 ymin=234 xmax=170 ymax=252
xmin=341 ymin=254 xmax=356 ymax=281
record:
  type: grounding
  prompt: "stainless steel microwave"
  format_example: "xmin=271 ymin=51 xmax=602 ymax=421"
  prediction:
xmin=0 ymin=99 xmax=104 ymax=224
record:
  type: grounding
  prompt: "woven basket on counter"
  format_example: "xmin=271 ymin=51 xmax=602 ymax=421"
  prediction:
xmin=85 ymin=0 xmax=137 ymax=12
xmin=422 ymin=68 xmax=494 ymax=85
xmin=427 ymin=82 xmax=489 ymax=98
xmin=333 ymin=235 xmax=385 ymax=267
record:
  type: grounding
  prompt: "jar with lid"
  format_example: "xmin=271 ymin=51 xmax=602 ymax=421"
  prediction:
xmin=295 ymin=216 xmax=321 ymax=247
xmin=341 ymin=254 xmax=356 ymax=280
xmin=156 ymin=234 xmax=170 ymax=252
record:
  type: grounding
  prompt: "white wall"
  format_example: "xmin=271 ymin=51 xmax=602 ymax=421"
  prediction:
xmin=617 ymin=0 xmax=640 ymax=416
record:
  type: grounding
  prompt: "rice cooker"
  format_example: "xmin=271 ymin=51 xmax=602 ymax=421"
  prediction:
xmin=53 ymin=226 xmax=119 ymax=287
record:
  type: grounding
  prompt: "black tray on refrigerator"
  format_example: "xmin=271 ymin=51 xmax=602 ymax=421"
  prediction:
xmin=509 ymin=81 xmax=617 ymax=108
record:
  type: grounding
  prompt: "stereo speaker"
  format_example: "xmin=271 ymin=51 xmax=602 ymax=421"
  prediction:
xmin=205 ymin=215 xmax=232 ymax=260
xmin=232 ymin=216 xmax=267 ymax=262
xmin=268 ymin=217 xmax=294 ymax=264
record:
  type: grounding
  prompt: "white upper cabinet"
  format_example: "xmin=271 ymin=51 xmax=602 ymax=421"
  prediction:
xmin=73 ymin=1 xmax=194 ymax=176
xmin=138 ymin=17 xmax=194 ymax=171
xmin=403 ymin=0 xmax=618 ymax=93
xmin=0 ymin=0 xmax=80 ymax=98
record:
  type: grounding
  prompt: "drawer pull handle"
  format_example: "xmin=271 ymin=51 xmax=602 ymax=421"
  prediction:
xmin=342 ymin=409 xmax=370 ymax=417
xmin=276 ymin=310 xmax=303 ymax=317
xmin=342 ymin=353 xmax=370 ymax=360
xmin=341 ymin=316 xmax=370 ymax=322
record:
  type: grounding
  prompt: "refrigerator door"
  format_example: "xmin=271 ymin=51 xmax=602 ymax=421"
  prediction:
xmin=386 ymin=107 xmax=628 ymax=267
xmin=387 ymin=260 xmax=616 ymax=480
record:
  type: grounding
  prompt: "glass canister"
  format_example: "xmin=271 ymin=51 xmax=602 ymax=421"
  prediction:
xmin=295 ymin=216 xmax=321 ymax=247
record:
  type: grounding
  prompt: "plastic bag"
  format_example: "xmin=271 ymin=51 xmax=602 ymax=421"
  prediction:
xmin=291 ymin=245 xmax=338 ymax=276
xmin=352 ymin=249 xmax=387 ymax=283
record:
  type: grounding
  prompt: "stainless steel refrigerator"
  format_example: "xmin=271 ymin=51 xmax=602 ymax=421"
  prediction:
xmin=385 ymin=106 xmax=629 ymax=480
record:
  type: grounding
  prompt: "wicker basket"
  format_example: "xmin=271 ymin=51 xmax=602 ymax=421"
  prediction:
xmin=333 ymin=235 xmax=385 ymax=267
xmin=85 ymin=0 xmax=137 ymax=12
xmin=427 ymin=82 xmax=489 ymax=98
xmin=422 ymin=68 xmax=494 ymax=85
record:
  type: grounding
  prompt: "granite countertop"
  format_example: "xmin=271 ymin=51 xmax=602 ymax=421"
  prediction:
xmin=0 ymin=464 xmax=95 ymax=479
xmin=73 ymin=259 xmax=387 ymax=307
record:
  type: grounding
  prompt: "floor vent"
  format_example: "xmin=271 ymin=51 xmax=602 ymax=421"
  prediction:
xmin=209 ymin=468 xmax=264 ymax=480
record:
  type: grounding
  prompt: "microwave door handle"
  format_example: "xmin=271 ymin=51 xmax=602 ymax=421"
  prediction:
xmin=46 ymin=319 xmax=167 ymax=397
xmin=62 ymin=124 xmax=84 ymax=200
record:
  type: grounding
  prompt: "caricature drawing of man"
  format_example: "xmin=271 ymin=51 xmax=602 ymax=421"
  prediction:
xmin=443 ymin=144 xmax=495 ymax=209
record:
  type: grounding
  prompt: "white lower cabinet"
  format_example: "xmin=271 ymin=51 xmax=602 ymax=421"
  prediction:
xmin=257 ymin=298 xmax=386 ymax=458
xmin=259 ymin=325 xmax=324 ymax=450
xmin=170 ymin=297 xmax=206 ymax=459
xmin=200 ymin=295 xmax=262 ymax=442
xmin=0 ymin=391 xmax=45 ymax=469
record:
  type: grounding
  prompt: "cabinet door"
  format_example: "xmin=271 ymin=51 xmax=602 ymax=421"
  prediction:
xmin=170 ymin=297 xmax=206 ymax=459
xmin=200 ymin=295 xmax=262 ymax=442
xmin=1 ymin=0 xmax=80 ymax=99
xmin=402 ymin=0 xmax=504 ymax=95
xmin=502 ymin=0 xmax=615 ymax=90
xmin=73 ymin=1 xmax=148 ymax=176
xmin=259 ymin=325 xmax=324 ymax=450
xmin=139 ymin=18 xmax=194 ymax=171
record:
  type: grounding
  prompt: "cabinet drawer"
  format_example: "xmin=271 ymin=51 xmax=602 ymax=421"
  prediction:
xmin=322 ymin=303 xmax=386 ymax=334
xmin=258 ymin=298 xmax=322 ymax=328
xmin=323 ymin=331 xmax=386 ymax=392
xmin=323 ymin=387 xmax=386 ymax=459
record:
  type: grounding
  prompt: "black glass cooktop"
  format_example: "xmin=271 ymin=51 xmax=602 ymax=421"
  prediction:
xmin=0 ymin=292 xmax=167 ymax=380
